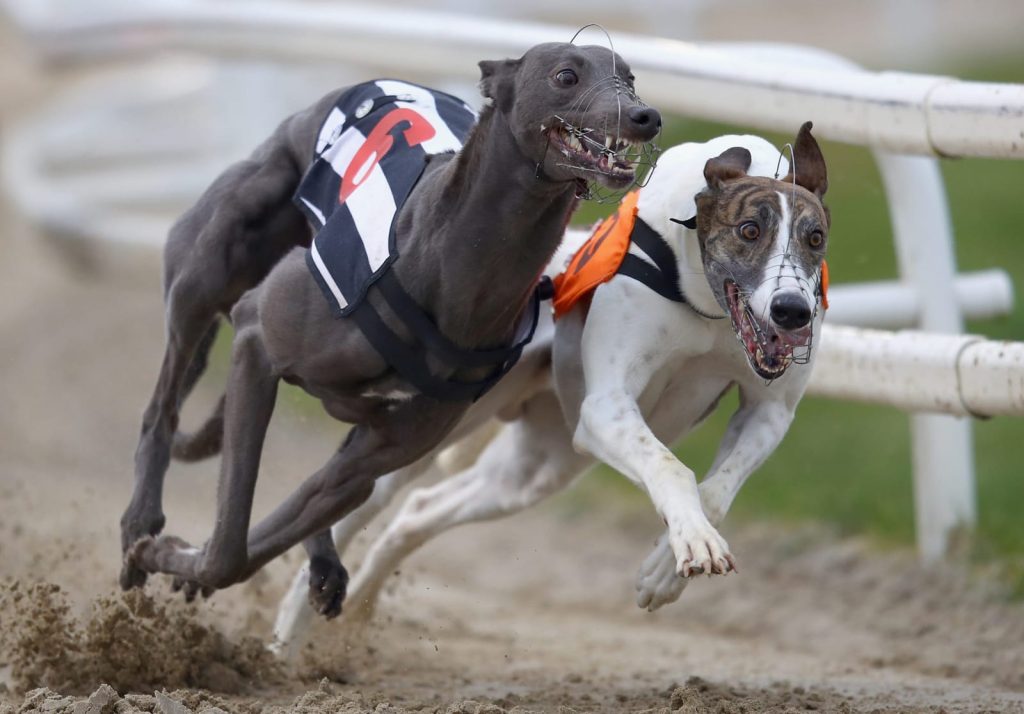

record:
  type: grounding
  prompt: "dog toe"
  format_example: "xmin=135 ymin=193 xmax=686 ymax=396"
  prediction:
xmin=171 ymin=577 xmax=212 ymax=602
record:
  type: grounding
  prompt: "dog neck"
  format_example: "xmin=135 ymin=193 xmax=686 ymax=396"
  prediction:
xmin=658 ymin=221 xmax=727 ymax=320
xmin=398 ymin=106 xmax=578 ymax=349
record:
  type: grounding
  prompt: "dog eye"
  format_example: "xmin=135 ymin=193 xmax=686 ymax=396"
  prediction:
xmin=555 ymin=69 xmax=578 ymax=87
xmin=808 ymin=230 xmax=824 ymax=248
xmin=739 ymin=221 xmax=760 ymax=241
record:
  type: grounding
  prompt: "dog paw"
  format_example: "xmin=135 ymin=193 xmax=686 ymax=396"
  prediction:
xmin=307 ymin=556 xmax=348 ymax=619
xmin=635 ymin=532 xmax=689 ymax=611
xmin=668 ymin=515 xmax=736 ymax=578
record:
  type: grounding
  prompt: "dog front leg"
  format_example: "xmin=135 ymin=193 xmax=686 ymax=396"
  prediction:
xmin=272 ymin=461 xmax=437 ymax=659
xmin=636 ymin=398 xmax=794 ymax=610
xmin=235 ymin=403 xmax=464 ymax=587
xmin=700 ymin=399 xmax=793 ymax=523
xmin=575 ymin=390 xmax=734 ymax=578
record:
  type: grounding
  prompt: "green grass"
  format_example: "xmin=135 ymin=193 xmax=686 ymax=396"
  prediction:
xmin=574 ymin=56 xmax=1024 ymax=581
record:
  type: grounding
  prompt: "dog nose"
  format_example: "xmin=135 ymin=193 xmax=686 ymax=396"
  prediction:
xmin=770 ymin=293 xmax=812 ymax=330
xmin=627 ymin=106 xmax=662 ymax=141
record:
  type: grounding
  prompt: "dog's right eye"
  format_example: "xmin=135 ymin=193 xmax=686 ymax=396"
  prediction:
xmin=739 ymin=221 xmax=760 ymax=241
xmin=555 ymin=69 xmax=579 ymax=87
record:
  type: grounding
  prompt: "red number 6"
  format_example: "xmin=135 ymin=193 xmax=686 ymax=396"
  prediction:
xmin=339 ymin=107 xmax=437 ymax=204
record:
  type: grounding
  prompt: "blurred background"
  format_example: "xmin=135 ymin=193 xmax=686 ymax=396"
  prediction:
xmin=1 ymin=0 xmax=1022 ymax=593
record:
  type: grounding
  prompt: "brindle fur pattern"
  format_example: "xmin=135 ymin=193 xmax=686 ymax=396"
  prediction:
xmin=695 ymin=125 xmax=830 ymax=323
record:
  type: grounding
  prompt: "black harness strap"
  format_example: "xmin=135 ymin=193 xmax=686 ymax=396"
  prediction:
xmin=616 ymin=218 xmax=685 ymax=303
xmin=352 ymin=271 xmax=543 ymax=402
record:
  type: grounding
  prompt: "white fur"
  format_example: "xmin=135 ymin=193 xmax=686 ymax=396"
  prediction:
xmin=271 ymin=135 xmax=821 ymax=657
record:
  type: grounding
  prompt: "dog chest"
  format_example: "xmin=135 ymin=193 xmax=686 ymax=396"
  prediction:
xmin=640 ymin=359 xmax=735 ymax=438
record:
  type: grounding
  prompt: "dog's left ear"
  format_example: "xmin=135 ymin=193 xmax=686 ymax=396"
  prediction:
xmin=783 ymin=121 xmax=828 ymax=199
xmin=478 ymin=58 xmax=521 ymax=114
xmin=703 ymin=147 xmax=752 ymax=190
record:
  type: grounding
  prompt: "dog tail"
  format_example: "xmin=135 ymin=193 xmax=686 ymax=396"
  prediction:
xmin=171 ymin=318 xmax=224 ymax=462
xmin=172 ymin=394 xmax=225 ymax=462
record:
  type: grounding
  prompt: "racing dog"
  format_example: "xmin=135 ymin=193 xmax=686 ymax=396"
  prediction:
xmin=272 ymin=123 xmax=830 ymax=656
xmin=119 ymin=42 xmax=662 ymax=614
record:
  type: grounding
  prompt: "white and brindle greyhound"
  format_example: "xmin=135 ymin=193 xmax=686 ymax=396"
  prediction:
xmin=120 ymin=42 xmax=662 ymax=613
xmin=273 ymin=123 xmax=830 ymax=657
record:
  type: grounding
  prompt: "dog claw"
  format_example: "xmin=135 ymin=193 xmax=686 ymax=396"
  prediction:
xmin=171 ymin=576 xmax=214 ymax=602
xmin=710 ymin=557 xmax=726 ymax=575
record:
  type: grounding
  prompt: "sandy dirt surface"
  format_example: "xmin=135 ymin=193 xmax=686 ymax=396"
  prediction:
xmin=3 ymin=31 xmax=1024 ymax=714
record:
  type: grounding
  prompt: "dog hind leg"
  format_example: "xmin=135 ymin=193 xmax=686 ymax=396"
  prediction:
xmin=126 ymin=295 xmax=281 ymax=587
xmin=342 ymin=391 xmax=590 ymax=625
xmin=121 ymin=136 xmax=309 ymax=588
xmin=120 ymin=276 xmax=221 ymax=588
xmin=273 ymin=422 xmax=509 ymax=658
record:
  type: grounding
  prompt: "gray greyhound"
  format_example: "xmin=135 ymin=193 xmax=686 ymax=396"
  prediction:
xmin=120 ymin=42 xmax=661 ymax=617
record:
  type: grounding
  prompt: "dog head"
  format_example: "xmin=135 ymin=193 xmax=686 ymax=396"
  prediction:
xmin=693 ymin=122 xmax=830 ymax=381
xmin=478 ymin=42 xmax=661 ymax=191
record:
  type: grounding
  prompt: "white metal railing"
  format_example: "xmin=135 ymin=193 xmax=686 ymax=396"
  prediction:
xmin=3 ymin=0 xmax=1022 ymax=562
xmin=8 ymin=1 xmax=1024 ymax=157
xmin=812 ymin=326 xmax=1024 ymax=418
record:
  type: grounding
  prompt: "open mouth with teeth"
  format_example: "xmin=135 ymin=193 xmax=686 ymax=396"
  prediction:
xmin=547 ymin=121 xmax=647 ymax=188
xmin=725 ymin=281 xmax=813 ymax=381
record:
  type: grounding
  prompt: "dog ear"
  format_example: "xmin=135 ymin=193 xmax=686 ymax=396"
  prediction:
xmin=783 ymin=121 xmax=828 ymax=199
xmin=703 ymin=147 xmax=752 ymax=189
xmin=478 ymin=59 xmax=520 ymax=114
